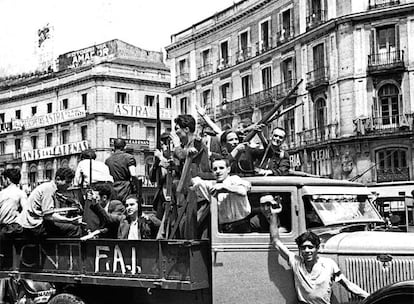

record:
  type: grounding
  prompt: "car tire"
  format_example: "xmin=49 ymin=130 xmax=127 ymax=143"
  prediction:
xmin=49 ymin=293 xmax=86 ymax=304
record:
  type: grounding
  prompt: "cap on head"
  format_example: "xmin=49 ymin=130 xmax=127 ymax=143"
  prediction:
xmin=114 ymin=139 xmax=126 ymax=150
xmin=259 ymin=195 xmax=275 ymax=204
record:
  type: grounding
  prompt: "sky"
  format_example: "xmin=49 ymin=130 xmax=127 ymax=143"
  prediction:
xmin=0 ymin=0 xmax=241 ymax=76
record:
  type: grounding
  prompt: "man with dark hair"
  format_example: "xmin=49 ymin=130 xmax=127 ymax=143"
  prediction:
xmin=74 ymin=148 xmax=113 ymax=188
xmin=270 ymin=202 xmax=369 ymax=304
xmin=105 ymin=139 xmax=139 ymax=202
xmin=255 ymin=127 xmax=290 ymax=176
xmin=0 ymin=169 xmax=27 ymax=238
xmin=18 ymin=168 xmax=82 ymax=238
xmin=192 ymin=157 xmax=252 ymax=233
xmin=82 ymin=183 xmax=114 ymax=232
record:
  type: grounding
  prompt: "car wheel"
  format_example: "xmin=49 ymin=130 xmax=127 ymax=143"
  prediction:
xmin=49 ymin=293 xmax=86 ymax=304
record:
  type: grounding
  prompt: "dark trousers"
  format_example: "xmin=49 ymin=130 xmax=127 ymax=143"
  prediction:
xmin=43 ymin=220 xmax=82 ymax=238
xmin=219 ymin=217 xmax=251 ymax=233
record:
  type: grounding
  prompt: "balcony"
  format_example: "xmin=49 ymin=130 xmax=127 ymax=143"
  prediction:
xmin=277 ymin=26 xmax=295 ymax=46
xmin=256 ymin=37 xmax=273 ymax=55
xmin=355 ymin=114 xmax=413 ymax=135
xmin=368 ymin=0 xmax=400 ymax=9
xmin=217 ymin=56 xmax=232 ymax=71
xmin=236 ymin=47 xmax=252 ymax=63
xmin=0 ymin=122 xmax=14 ymax=134
xmin=0 ymin=153 xmax=14 ymax=163
xmin=175 ymin=73 xmax=190 ymax=86
xmin=297 ymin=123 xmax=338 ymax=147
xmin=306 ymin=67 xmax=329 ymax=91
xmin=306 ymin=10 xmax=327 ymax=31
xmin=197 ymin=64 xmax=213 ymax=79
xmin=215 ymin=80 xmax=298 ymax=119
xmin=367 ymin=50 xmax=405 ymax=75
xmin=376 ymin=167 xmax=409 ymax=183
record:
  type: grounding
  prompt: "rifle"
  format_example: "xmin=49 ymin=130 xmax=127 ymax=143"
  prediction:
xmin=243 ymin=79 xmax=303 ymax=143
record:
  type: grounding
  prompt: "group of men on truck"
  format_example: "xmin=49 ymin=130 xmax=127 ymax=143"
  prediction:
xmin=0 ymin=110 xmax=371 ymax=304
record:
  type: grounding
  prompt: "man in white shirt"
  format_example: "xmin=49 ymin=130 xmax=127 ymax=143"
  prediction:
xmin=74 ymin=149 xmax=114 ymax=189
xmin=192 ymin=157 xmax=252 ymax=233
xmin=0 ymin=169 xmax=27 ymax=238
xmin=270 ymin=200 xmax=369 ymax=304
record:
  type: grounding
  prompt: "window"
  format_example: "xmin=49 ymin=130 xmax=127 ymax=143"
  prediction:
xmin=221 ymin=83 xmax=231 ymax=103
xmin=178 ymin=59 xmax=188 ymax=75
xmin=281 ymin=9 xmax=292 ymax=40
xmin=377 ymin=148 xmax=409 ymax=182
xmin=281 ymin=58 xmax=294 ymax=86
xmin=46 ymin=133 xmax=53 ymax=147
xmin=15 ymin=138 xmax=21 ymax=152
xmin=313 ymin=43 xmax=325 ymax=72
xmin=315 ymin=98 xmax=327 ymax=138
xmin=261 ymin=67 xmax=272 ymax=90
xmin=31 ymin=136 xmax=38 ymax=149
xmin=219 ymin=191 xmax=292 ymax=234
xmin=117 ymin=124 xmax=129 ymax=138
xmin=116 ymin=92 xmax=127 ymax=104
xmin=146 ymin=127 xmax=156 ymax=143
xmin=47 ymin=103 xmax=52 ymax=113
xmin=239 ymin=31 xmax=249 ymax=52
xmin=82 ymin=93 xmax=88 ymax=108
xmin=378 ymin=84 xmax=400 ymax=125
xmin=144 ymin=95 xmax=155 ymax=107
xmin=81 ymin=125 xmax=88 ymax=141
xmin=45 ymin=162 xmax=53 ymax=181
xmin=61 ymin=130 xmax=69 ymax=144
xmin=260 ymin=20 xmax=270 ymax=51
xmin=201 ymin=49 xmax=211 ymax=67
xmin=180 ymin=97 xmax=188 ymax=114
xmin=165 ymin=97 xmax=172 ymax=109
xmin=370 ymin=25 xmax=400 ymax=65
xmin=29 ymin=165 xmax=37 ymax=189
xmin=31 ymin=106 xmax=37 ymax=115
xmin=220 ymin=41 xmax=229 ymax=65
xmin=62 ymin=99 xmax=68 ymax=110
xmin=241 ymin=75 xmax=251 ymax=97
xmin=284 ymin=109 xmax=295 ymax=145
xmin=0 ymin=113 xmax=4 ymax=124
xmin=0 ymin=142 xmax=5 ymax=154
xmin=202 ymin=90 xmax=211 ymax=108
xmin=15 ymin=110 xmax=21 ymax=119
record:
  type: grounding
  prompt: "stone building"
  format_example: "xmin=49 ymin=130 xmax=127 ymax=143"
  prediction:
xmin=0 ymin=39 xmax=171 ymax=190
xmin=165 ymin=0 xmax=414 ymax=185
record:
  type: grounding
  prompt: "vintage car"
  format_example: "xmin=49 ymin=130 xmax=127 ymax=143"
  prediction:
xmin=1 ymin=176 xmax=414 ymax=304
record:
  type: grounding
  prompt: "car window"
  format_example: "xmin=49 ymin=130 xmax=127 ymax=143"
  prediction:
xmin=217 ymin=191 xmax=292 ymax=234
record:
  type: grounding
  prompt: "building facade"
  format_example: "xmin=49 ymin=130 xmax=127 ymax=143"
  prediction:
xmin=0 ymin=39 xmax=172 ymax=190
xmin=165 ymin=0 xmax=414 ymax=185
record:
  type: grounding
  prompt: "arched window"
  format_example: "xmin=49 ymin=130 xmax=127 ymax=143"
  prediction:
xmin=45 ymin=162 xmax=53 ymax=181
xmin=60 ymin=159 xmax=69 ymax=168
xmin=315 ymin=98 xmax=327 ymax=139
xmin=29 ymin=164 xmax=37 ymax=189
xmin=376 ymin=148 xmax=409 ymax=182
xmin=378 ymin=84 xmax=400 ymax=125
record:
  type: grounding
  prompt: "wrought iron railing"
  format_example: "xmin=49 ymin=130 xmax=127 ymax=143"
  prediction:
xmin=293 ymin=123 xmax=338 ymax=147
xmin=256 ymin=37 xmax=273 ymax=54
xmin=306 ymin=10 xmax=327 ymax=30
xmin=175 ymin=73 xmax=190 ymax=85
xmin=354 ymin=114 xmax=413 ymax=135
xmin=306 ymin=67 xmax=329 ymax=89
xmin=376 ymin=167 xmax=409 ymax=183
xmin=197 ymin=64 xmax=213 ymax=79
xmin=368 ymin=0 xmax=400 ymax=9
xmin=217 ymin=56 xmax=232 ymax=71
xmin=367 ymin=50 xmax=404 ymax=70
xmin=236 ymin=47 xmax=252 ymax=63
xmin=277 ymin=26 xmax=295 ymax=45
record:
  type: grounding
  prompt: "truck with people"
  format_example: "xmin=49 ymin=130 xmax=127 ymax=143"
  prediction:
xmin=1 ymin=175 xmax=414 ymax=304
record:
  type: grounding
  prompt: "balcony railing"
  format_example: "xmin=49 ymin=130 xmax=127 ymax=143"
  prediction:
xmin=369 ymin=0 xmax=400 ymax=9
xmin=376 ymin=167 xmax=409 ymax=183
xmin=277 ymin=26 xmax=295 ymax=46
xmin=0 ymin=153 xmax=14 ymax=163
xmin=354 ymin=114 xmax=413 ymax=135
xmin=217 ymin=56 xmax=232 ymax=71
xmin=367 ymin=50 xmax=404 ymax=74
xmin=306 ymin=67 xmax=329 ymax=90
xmin=197 ymin=64 xmax=213 ymax=79
xmin=287 ymin=123 xmax=338 ymax=148
xmin=175 ymin=73 xmax=190 ymax=86
xmin=306 ymin=10 xmax=327 ymax=30
xmin=236 ymin=47 xmax=252 ymax=63
xmin=256 ymin=37 xmax=273 ymax=54
xmin=215 ymin=80 xmax=297 ymax=119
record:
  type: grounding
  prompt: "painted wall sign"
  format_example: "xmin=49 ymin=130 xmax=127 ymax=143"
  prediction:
xmin=12 ymin=106 xmax=86 ymax=131
xmin=311 ymin=148 xmax=331 ymax=162
xmin=114 ymin=103 xmax=171 ymax=120
xmin=289 ymin=153 xmax=302 ymax=169
xmin=58 ymin=41 xmax=116 ymax=70
xmin=22 ymin=140 xmax=89 ymax=162
xmin=109 ymin=138 xmax=149 ymax=150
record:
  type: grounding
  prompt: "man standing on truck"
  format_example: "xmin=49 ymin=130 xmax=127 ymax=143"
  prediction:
xmin=192 ymin=157 xmax=252 ymax=233
xmin=269 ymin=200 xmax=369 ymax=304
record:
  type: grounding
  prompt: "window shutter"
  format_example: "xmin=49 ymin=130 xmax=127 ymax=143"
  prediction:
xmin=369 ymin=29 xmax=376 ymax=55
xmin=395 ymin=23 xmax=400 ymax=53
xmin=372 ymin=97 xmax=378 ymax=118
